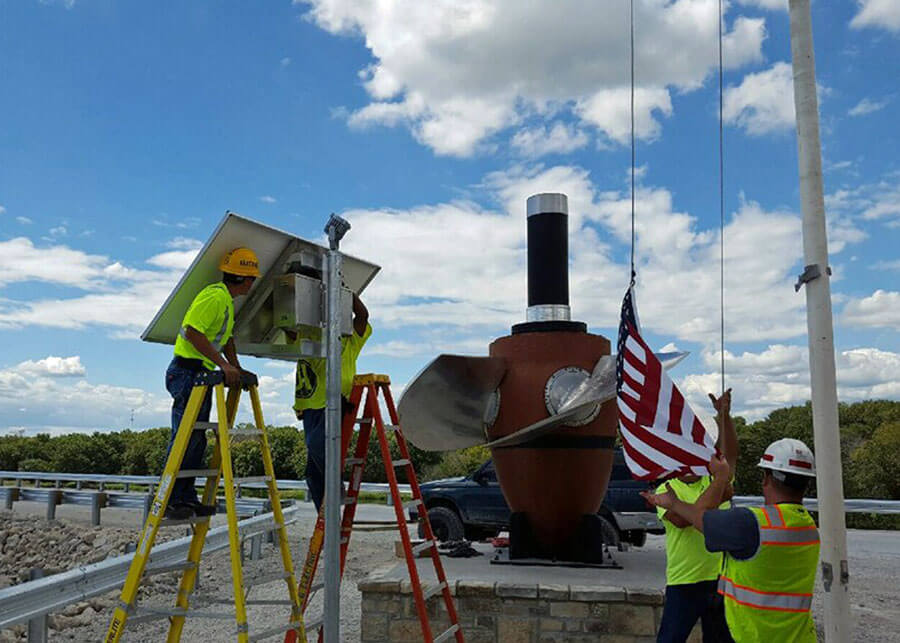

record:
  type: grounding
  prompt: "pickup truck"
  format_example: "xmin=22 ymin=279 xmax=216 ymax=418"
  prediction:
xmin=410 ymin=449 xmax=662 ymax=549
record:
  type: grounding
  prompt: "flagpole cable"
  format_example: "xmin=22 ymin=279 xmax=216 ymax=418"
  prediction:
xmin=629 ymin=0 xmax=636 ymax=287
xmin=718 ymin=0 xmax=726 ymax=395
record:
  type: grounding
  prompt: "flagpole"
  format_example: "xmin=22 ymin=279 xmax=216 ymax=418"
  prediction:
xmin=787 ymin=2 xmax=850 ymax=641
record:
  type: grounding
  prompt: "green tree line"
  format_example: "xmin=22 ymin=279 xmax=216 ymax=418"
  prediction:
xmin=1 ymin=401 xmax=898 ymax=507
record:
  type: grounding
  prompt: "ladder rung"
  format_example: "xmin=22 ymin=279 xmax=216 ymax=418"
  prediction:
xmin=412 ymin=539 xmax=436 ymax=555
xmin=233 ymin=476 xmax=271 ymax=485
xmin=344 ymin=458 xmax=363 ymax=466
xmin=308 ymin=581 xmax=324 ymax=594
xmin=423 ymin=581 xmax=447 ymax=601
xmin=434 ymin=624 xmax=460 ymax=643
xmin=355 ymin=417 xmax=373 ymax=425
xmin=305 ymin=613 xmax=323 ymax=631
xmin=393 ymin=459 xmax=410 ymax=467
xmin=144 ymin=560 xmax=196 ymax=577
xmin=159 ymin=516 xmax=211 ymax=527
xmin=403 ymin=499 xmax=423 ymax=511
xmin=244 ymin=571 xmax=291 ymax=588
xmin=132 ymin=606 xmax=233 ymax=621
xmin=230 ymin=429 xmax=262 ymax=436
xmin=249 ymin=621 xmax=304 ymax=642
xmin=193 ymin=421 xmax=219 ymax=432
xmin=384 ymin=424 xmax=400 ymax=431
xmin=341 ymin=496 xmax=356 ymax=506
xmin=175 ymin=469 xmax=218 ymax=478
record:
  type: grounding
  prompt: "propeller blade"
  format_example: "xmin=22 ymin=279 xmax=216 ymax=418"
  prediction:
xmin=397 ymin=354 xmax=506 ymax=451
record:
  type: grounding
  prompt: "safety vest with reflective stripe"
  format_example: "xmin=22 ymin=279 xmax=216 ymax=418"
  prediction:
xmin=719 ymin=504 xmax=820 ymax=643
xmin=173 ymin=282 xmax=234 ymax=370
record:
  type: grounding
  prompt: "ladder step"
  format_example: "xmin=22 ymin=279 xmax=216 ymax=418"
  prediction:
xmin=193 ymin=421 xmax=219 ymax=432
xmin=308 ymin=581 xmax=324 ymax=594
xmin=393 ymin=459 xmax=410 ymax=467
xmin=230 ymin=428 xmax=262 ymax=436
xmin=403 ymin=499 xmax=423 ymax=511
xmin=244 ymin=571 xmax=291 ymax=588
xmin=434 ymin=624 xmax=460 ymax=643
xmin=233 ymin=476 xmax=271 ymax=485
xmin=159 ymin=516 xmax=211 ymax=527
xmin=423 ymin=581 xmax=447 ymax=601
xmin=355 ymin=417 xmax=373 ymax=425
xmin=130 ymin=606 xmax=233 ymax=624
xmin=175 ymin=469 xmax=218 ymax=478
xmin=248 ymin=621 xmax=304 ymax=642
xmin=305 ymin=613 xmax=323 ymax=631
xmin=384 ymin=423 xmax=400 ymax=431
xmin=412 ymin=539 xmax=436 ymax=555
xmin=344 ymin=458 xmax=364 ymax=466
xmin=341 ymin=496 xmax=356 ymax=506
xmin=144 ymin=560 xmax=197 ymax=577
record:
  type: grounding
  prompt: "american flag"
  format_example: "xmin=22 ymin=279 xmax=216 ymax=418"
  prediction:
xmin=616 ymin=286 xmax=717 ymax=481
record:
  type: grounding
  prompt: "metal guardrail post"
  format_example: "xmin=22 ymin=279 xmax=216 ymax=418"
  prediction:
xmin=75 ymin=481 xmax=82 ymax=490
xmin=3 ymin=488 xmax=17 ymax=510
xmin=385 ymin=491 xmax=393 ymax=507
xmin=91 ymin=493 xmax=106 ymax=527
xmin=142 ymin=494 xmax=153 ymax=524
xmin=26 ymin=569 xmax=48 ymax=643
xmin=45 ymin=490 xmax=60 ymax=521
xmin=123 ymin=483 xmax=130 ymax=493
xmin=250 ymin=534 xmax=263 ymax=561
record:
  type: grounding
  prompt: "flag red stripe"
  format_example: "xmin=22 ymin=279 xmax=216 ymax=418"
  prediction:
xmin=618 ymin=427 xmax=664 ymax=480
xmin=691 ymin=417 xmax=707 ymax=445
xmin=667 ymin=386 xmax=685 ymax=435
xmin=620 ymin=414 xmax=710 ymax=467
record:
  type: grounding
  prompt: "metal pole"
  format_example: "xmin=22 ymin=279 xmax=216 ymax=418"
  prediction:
xmin=787 ymin=2 xmax=850 ymax=640
xmin=323 ymin=214 xmax=350 ymax=643
xmin=27 ymin=568 xmax=48 ymax=643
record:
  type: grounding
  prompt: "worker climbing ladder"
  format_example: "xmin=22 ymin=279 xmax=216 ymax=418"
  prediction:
xmin=105 ymin=370 xmax=305 ymax=643
xmin=286 ymin=374 xmax=464 ymax=643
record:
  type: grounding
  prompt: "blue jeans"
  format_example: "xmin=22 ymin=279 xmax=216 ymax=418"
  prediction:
xmin=302 ymin=408 xmax=327 ymax=512
xmin=657 ymin=580 xmax=733 ymax=643
xmin=165 ymin=360 xmax=212 ymax=505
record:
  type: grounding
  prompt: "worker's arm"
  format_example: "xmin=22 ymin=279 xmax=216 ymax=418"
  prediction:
xmin=223 ymin=337 xmax=243 ymax=370
xmin=352 ymin=293 xmax=369 ymax=337
xmin=642 ymin=454 xmax=730 ymax=532
xmin=184 ymin=326 xmax=240 ymax=388
xmin=709 ymin=388 xmax=738 ymax=479
xmin=661 ymin=509 xmax=691 ymax=528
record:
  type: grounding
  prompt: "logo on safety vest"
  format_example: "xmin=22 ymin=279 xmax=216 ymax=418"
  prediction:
xmin=295 ymin=360 xmax=317 ymax=398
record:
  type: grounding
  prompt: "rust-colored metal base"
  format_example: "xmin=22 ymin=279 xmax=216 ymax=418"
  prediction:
xmin=488 ymin=330 xmax=616 ymax=551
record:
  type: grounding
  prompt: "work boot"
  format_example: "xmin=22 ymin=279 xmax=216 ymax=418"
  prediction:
xmin=164 ymin=502 xmax=194 ymax=520
xmin=184 ymin=499 xmax=217 ymax=517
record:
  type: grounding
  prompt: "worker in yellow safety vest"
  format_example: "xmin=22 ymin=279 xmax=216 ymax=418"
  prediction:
xmin=643 ymin=439 xmax=820 ymax=643
xmin=163 ymin=247 xmax=260 ymax=520
xmin=655 ymin=389 xmax=737 ymax=643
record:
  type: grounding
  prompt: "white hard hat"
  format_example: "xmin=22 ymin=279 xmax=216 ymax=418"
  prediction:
xmin=757 ymin=438 xmax=816 ymax=478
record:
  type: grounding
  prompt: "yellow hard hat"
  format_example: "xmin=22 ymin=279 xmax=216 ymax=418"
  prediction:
xmin=219 ymin=247 xmax=261 ymax=277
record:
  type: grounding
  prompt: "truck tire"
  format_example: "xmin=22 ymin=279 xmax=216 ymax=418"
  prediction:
xmin=599 ymin=516 xmax=621 ymax=550
xmin=419 ymin=506 xmax=465 ymax=542
xmin=626 ymin=529 xmax=647 ymax=548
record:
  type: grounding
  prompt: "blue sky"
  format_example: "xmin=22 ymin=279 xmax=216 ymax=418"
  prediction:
xmin=0 ymin=0 xmax=897 ymax=435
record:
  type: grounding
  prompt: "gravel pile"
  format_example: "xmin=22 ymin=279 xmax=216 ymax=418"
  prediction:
xmin=0 ymin=512 xmax=191 ymax=642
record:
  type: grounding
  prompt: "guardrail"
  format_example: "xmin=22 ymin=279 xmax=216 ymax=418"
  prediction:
xmin=732 ymin=496 xmax=900 ymax=514
xmin=0 ymin=507 xmax=298 ymax=634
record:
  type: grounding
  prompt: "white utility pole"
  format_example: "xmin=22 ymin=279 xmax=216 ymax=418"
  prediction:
xmin=788 ymin=1 xmax=851 ymax=640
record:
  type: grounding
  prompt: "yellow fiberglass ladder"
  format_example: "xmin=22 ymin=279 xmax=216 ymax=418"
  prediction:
xmin=104 ymin=370 xmax=304 ymax=643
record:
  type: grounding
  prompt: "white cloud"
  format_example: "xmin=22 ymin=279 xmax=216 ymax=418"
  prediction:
xmin=0 ymin=205 xmax=5 ymax=215
xmin=338 ymin=164 xmax=857 ymax=347
xmin=15 ymin=356 xmax=86 ymax=377
xmin=872 ymin=259 xmax=900 ymax=271
xmin=680 ymin=345 xmax=900 ymax=420
xmin=826 ymin=171 xmax=900 ymax=227
xmin=848 ymin=97 xmax=889 ymax=117
xmin=280 ymin=57 xmax=292 ymax=67
xmin=146 ymin=249 xmax=200 ymax=271
xmin=0 ymin=237 xmax=110 ymax=289
xmin=259 ymin=195 xmax=277 ymax=204
xmin=49 ymin=225 xmax=68 ymax=237
xmin=841 ymin=290 xmax=900 ymax=329
xmin=724 ymin=62 xmax=796 ymax=135
xmin=300 ymin=0 xmax=766 ymax=156
xmin=511 ymin=122 xmax=589 ymax=158
xmin=577 ymin=87 xmax=673 ymax=144
xmin=850 ymin=0 xmax=900 ymax=33
xmin=167 ymin=237 xmax=202 ymax=250
xmin=16 ymin=217 xmax=32 ymax=225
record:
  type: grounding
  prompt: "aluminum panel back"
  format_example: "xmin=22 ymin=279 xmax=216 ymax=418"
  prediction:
xmin=141 ymin=212 xmax=379 ymax=360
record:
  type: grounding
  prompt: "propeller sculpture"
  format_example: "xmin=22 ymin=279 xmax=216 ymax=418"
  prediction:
xmin=397 ymin=193 xmax=688 ymax=563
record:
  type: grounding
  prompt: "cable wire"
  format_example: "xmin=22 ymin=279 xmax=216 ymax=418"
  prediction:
xmin=630 ymin=0 xmax=636 ymax=287
xmin=718 ymin=0 xmax=726 ymax=395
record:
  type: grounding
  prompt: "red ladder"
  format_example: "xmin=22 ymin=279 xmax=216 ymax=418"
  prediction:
xmin=286 ymin=373 xmax=464 ymax=643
